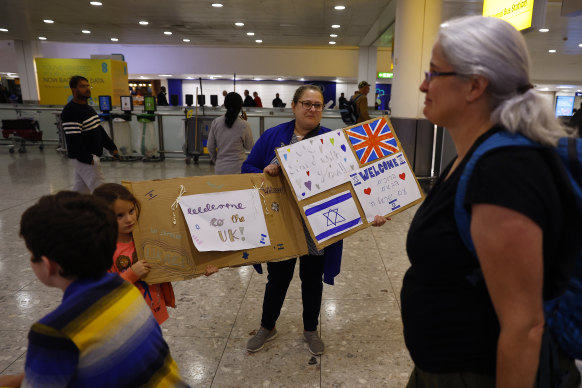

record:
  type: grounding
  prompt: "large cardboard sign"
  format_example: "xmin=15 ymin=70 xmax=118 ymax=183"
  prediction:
xmin=277 ymin=117 xmax=424 ymax=250
xmin=124 ymin=173 xmax=307 ymax=284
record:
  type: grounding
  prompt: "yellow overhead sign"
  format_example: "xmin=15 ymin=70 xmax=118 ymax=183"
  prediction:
xmin=35 ymin=58 xmax=129 ymax=105
xmin=482 ymin=0 xmax=535 ymax=31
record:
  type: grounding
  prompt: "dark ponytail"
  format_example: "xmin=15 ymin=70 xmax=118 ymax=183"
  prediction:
xmin=224 ymin=92 xmax=243 ymax=128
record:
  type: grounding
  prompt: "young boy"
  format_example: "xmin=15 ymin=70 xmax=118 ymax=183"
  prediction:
xmin=0 ymin=192 xmax=189 ymax=387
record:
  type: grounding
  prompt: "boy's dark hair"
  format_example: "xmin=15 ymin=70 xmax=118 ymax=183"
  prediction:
xmin=20 ymin=191 xmax=117 ymax=279
xmin=69 ymin=75 xmax=88 ymax=89
xmin=93 ymin=183 xmax=141 ymax=218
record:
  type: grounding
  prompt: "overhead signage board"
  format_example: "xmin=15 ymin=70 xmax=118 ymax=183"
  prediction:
xmin=378 ymin=72 xmax=393 ymax=79
xmin=482 ymin=0 xmax=535 ymax=31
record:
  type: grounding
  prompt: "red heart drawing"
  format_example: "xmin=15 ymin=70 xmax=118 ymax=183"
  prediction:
xmin=399 ymin=173 xmax=406 ymax=180
xmin=306 ymin=171 xmax=310 ymax=176
xmin=320 ymin=139 xmax=324 ymax=144
xmin=364 ymin=188 xmax=371 ymax=195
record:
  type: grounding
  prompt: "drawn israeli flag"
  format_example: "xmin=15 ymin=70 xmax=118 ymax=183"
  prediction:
xmin=303 ymin=190 xmax=362 ymax=243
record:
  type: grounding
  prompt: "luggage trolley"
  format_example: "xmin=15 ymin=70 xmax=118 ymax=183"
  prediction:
xmin=1 ymin=118 xmax=44 ymax=153
xmin=184 ymin=112 xmax=213 ymax=165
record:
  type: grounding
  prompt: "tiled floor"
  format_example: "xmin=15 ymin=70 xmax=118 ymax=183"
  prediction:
xmin=0 ymin=145 xmax=415 ymax=386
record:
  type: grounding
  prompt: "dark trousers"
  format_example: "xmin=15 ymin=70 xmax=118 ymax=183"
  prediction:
xmin=260 ymin=254 xmax=325 ymax=332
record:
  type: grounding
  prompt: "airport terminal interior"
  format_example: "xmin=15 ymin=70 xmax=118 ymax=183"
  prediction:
xmin=1 ymin=0 xmax=582 ymax=386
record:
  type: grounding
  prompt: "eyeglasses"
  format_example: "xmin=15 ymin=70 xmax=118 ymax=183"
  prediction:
xmin=424 ymin=71 xmax=458 ymax=84
xmin=298 ymin=100 xmax=323 ymax=111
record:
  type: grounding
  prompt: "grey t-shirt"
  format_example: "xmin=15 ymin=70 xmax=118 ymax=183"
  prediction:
xmin=208 ymin=115 xmax=254 ymax=175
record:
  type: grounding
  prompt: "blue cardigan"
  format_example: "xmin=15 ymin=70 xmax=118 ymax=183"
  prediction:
xmin=242 ymin=119 xmax=344 ymax=285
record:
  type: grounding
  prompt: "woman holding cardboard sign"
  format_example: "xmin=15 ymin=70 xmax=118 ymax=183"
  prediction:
xmin=401 ymin=16 xmax=580 ymax=387
xmin=242 ymin=85 xmax=386 ymax=355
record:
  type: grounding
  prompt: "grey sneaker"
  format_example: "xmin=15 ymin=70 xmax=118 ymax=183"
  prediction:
xmin=247 ymin=327 xmax=277 ymax=352
xmin=303 ymin=330 xmax=324 ymax=355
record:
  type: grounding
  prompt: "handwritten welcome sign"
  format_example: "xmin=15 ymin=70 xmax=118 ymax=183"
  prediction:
xmin=349 ymin=152 xmax=422 ymax=222
xmin=276 ymin=130 xmax=359 ymax=200
xmin=178 ymin=189 xmax=271 ymax=252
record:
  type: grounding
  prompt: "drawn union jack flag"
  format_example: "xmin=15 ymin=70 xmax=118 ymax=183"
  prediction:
xmin=345 ymin=118 xmax=400 ymax=165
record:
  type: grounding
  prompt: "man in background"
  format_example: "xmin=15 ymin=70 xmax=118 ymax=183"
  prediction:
xmin=243 ymin=90 xmax=256 ymax=107
xmin=253 ymin=91 xmax=263 ymax=107
xmin=61 ymin=76 xmax=119 ymax=193
xmin=272 ymin=93 xmax=283 ymax=108
xmin=352 ymin=81 xmax=371 ymax=123
xmin=157 ymin=86 xmax=169 ymax=106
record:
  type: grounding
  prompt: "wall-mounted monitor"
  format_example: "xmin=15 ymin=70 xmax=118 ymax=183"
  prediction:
xmin=185 ymin=94 xmax=194 ymax=106
xmin=210 ymin=95 xmax=218 ymax=107
xmin=555 ymin=96 xmax=575 ymax=117
xmin=197 ymin=95 xmax=206 ymax=106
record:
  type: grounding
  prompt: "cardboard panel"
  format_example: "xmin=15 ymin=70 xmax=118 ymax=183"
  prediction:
xmin=277 ymin=117 xmax=425 ymax=251
xmin=124 ymin=173 xmax=307 ymax=284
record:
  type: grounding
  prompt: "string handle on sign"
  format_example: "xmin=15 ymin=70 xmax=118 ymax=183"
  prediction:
xmin=171 ymin=185 xmax=187 ymax=225
xmin=252 ymin=179 xmax=269 ymax=215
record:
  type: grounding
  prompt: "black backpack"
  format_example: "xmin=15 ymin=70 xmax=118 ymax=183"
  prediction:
xmin=340 ymin=94 xmax=362 ymax=125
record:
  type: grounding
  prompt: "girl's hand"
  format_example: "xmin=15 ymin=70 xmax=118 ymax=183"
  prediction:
xmin=131 ymin=260 xmax=151 ymax=278
xmin=263 ymin=164 xmax=280 ymax=176
xmin=204 ymin=265 xmax=219 ymax=276
xmin=371 ymin=215 xmax=390 ymax=227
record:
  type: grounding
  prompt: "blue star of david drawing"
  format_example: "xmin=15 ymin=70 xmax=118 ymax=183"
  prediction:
xmin=323 ymin=208 xmax=346 ymax=227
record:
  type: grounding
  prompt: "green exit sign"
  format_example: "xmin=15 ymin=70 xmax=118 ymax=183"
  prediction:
xmin=377 ymin=72 xmax=393 ymax=79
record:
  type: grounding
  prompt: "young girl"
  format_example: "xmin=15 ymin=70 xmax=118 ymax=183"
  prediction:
xmin=93 ymin=183 xmax=176 ymax=325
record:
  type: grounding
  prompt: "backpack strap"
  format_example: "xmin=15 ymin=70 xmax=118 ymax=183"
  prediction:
xmin=454 ymin=131 xmax=540 ymax=256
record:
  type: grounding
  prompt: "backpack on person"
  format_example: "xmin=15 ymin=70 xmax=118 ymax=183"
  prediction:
xmin=453 ymin=130 xmax=582 ymax=359
xmin=340 ymin=94 xmax=363 ymax=125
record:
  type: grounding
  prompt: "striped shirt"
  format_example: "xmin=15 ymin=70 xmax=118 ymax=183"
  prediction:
xmin=22 ymin=273 xmax=189 ymax=388
xmin=61 ymin=101 xmax=117 ymax=164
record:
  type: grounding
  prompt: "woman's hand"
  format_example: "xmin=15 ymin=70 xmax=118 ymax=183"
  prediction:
xmin=204 ymin=265 xmax=219 ymax=276
xmin=131 ymin=260 xmax=151 ymax=279
xmin=371 ymin=215 xmax=390 ymax=227
xmin=263 ymin=164 xmax=280 ymax=176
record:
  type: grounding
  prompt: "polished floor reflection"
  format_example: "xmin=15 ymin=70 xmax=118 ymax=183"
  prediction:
xmin=0 ymin=146 xmax=415 ymax=387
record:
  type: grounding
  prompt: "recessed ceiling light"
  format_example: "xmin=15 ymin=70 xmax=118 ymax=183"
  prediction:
xmin=0 ymin=28 xmax=8 ymax=32
xmin=140 ymin=76 xmax=146 ymax=79
xmin=334 ymin=5 xmax=346 ymax=10
xmin=300 ymin=78 xmax=305 ymax=81
xmin=110 ymin=37 xmax=118 ymax=41
xmin=539 ymin=28 xmax=549 ymax=32
xmin=247 ymin=32 xmax=255 ymax=36
xmin=90 ymin=1 xmax=102 ymax=5
xmin=548 ymin=49 xmax=556 ymax=53
xmin=139 ymin=21 xmax=149 ymax=25
xmin=212 ymin=3 xmax=223 ymax=7
xmin=329 ymin=41 xmax=336 ymax=45
xmin=255 ymin=39 xmax=262 ymax=43
xmin=277 ymin=78 xmax=283 ymax=81
xmin=82 ymin=30 xmax=91 ymax=34
xmin=164 ymin=31 xmax=172 ymax=35
xmin=159 ymin=74 xmax=173 ymax=77
xmin=579 ymin=43 xmax=582 ymax=47
xmin=38 ymin=36 xmax=47 ymax=40
xmin=44 ymin=19 xmax=54 ymax=24
xmin=186 ymin=76 xmax=193 ymax=79
xmin=235 ymin=22 xmax=244 ymax=27
xmin=330 ymin=34 xmax=338 ymax=38
xmin=254 ymin=78 xmax=262 ymax=81
xmin=183 ymin=38 xmax=190 ymax=42
xmin=331 ymin=24 xmax=340 ymax=28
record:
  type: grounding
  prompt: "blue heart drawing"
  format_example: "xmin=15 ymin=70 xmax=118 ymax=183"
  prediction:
xmin=341 ymin=144 xmax=347 ymax=152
